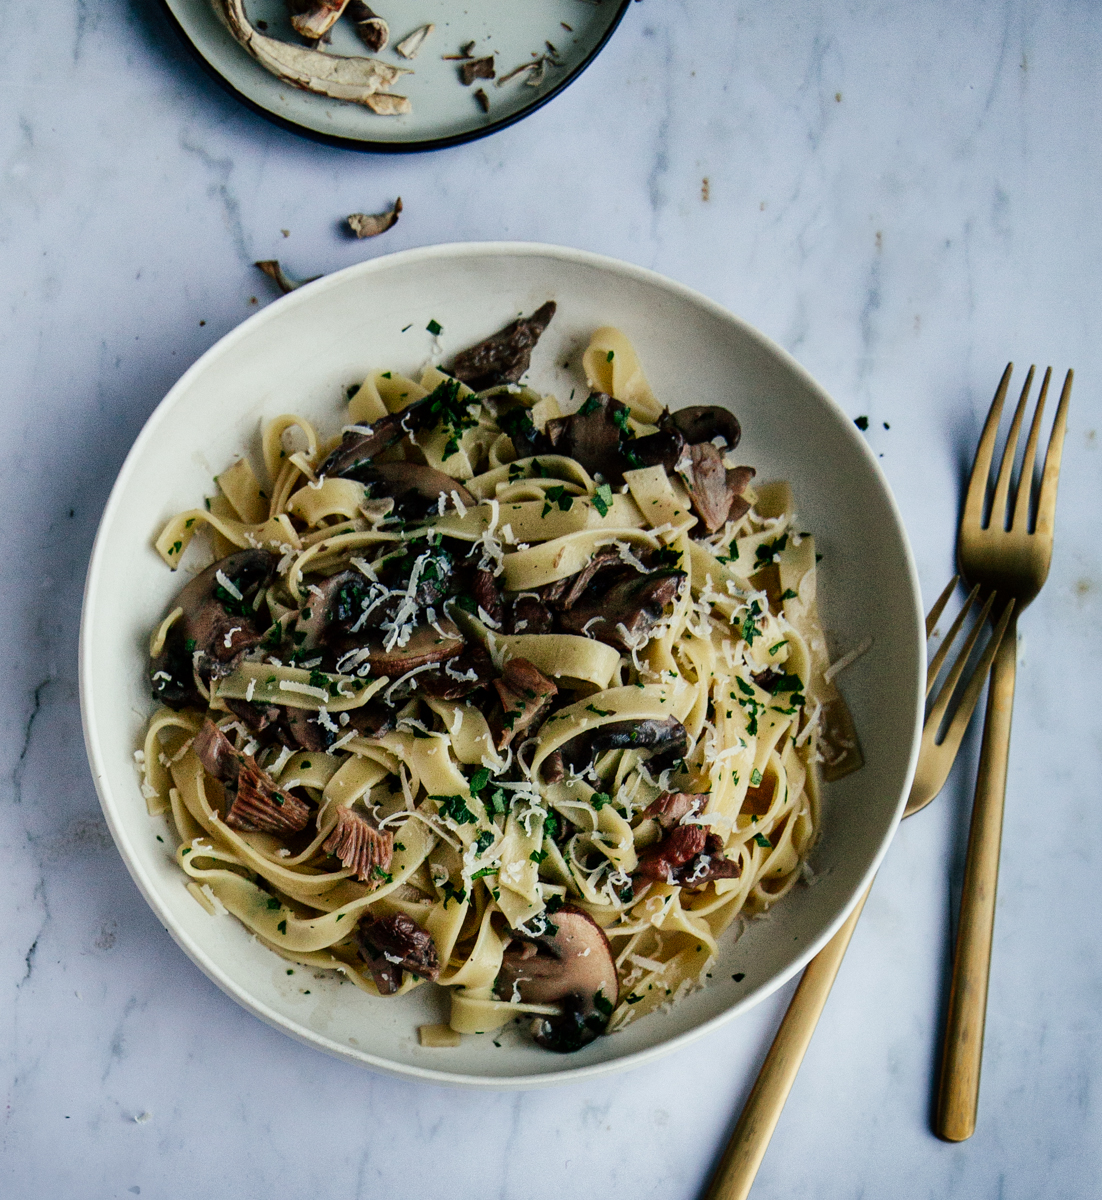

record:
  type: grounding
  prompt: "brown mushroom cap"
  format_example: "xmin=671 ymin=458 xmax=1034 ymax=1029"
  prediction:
xmin=355 ymin=461 xmax=475 ymax=520
xmin=496 ymin=905 xmax=618 ymax=1052
xmin=545 ymin=392 xmax=631 ymax=481
xmin=352 ymin=618 xmax=465 ymax=677
xmin=668 ymin=405 xmax=742 ymax=449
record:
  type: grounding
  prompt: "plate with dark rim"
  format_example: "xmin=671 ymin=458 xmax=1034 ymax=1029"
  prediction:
xmin=162 ymin=0 xmax=632 ymax=153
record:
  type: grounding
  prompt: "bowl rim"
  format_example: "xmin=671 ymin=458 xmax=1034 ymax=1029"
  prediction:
xmin=80 ymin=240 xmax=925 ymax=1089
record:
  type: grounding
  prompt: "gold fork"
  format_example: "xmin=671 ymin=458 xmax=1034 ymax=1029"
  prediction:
xmin=937 ymin=363 xmax=1073 ymax=1141
xmin=704 ymin=579 xmax=1013 ymax=1200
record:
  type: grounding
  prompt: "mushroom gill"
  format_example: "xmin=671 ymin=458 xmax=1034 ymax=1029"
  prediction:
xmin=193 ymin=720 xmax=311 ymax=834
xmin=323 ymin=806 xmax=393 ymax=884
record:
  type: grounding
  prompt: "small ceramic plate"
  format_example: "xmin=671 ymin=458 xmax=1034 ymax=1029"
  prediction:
xmin=81 ymin=242 xmax=924 ymax=1088
xmin=161 ymin=0 xmax=631 ymax=152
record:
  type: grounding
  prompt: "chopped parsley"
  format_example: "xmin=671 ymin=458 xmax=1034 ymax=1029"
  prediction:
xmin=469 ymin=767 xmax=491 ymax=795
xmin=750 ymin=768 xmax=763 ymax=786
xmin=753 ymin=833 xmax=772 ymax=849
xmin=432 ymin=794 xmax=477 ymax=825
xmin=474 ymin=830 xmax=495 ymax=856
xmin=754 ymin=534 xmax=789 ymax=569
xmin=585 ymin=704 xmax=614 ymax=717
xmin=426 ymin=318 xmax=442 ymax=336
xmin=591 ymin=482 xmax=614 ymax=517
xmin=590 ymin=792 xmax=610 ymax=811
xmin=541 ymin=485 xmax=574 ymax=517
xmin=529 ymin=849 xmax=548 ymax=864
xmin=605 ymin=349 xmax=615 ymax=362
xmin=440 ymin=880 xmax=466 ymax=907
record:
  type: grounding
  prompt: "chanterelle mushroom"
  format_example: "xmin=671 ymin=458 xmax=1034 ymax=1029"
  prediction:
xmin=151 ymin=549 xmax=277 ymax=709
xmin=496 ymin=906 xmax=619 ymax=1052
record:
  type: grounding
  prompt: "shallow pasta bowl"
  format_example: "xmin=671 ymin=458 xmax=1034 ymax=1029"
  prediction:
xmin=80 ymin=242 xmax=924 ymax=1088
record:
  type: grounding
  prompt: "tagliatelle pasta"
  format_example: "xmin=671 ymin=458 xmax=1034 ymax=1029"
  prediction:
xmin=138 ymin=308 xmax=862 ymax=1053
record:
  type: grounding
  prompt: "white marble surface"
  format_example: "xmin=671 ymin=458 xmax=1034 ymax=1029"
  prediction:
xmin=2 ymin=1 xmax=1100 ymax=1196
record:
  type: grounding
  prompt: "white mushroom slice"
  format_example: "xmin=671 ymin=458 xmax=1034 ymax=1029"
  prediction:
xmin=217 ymin=0 xmax=412 ymax=109
xmin=365 ymin=93 xmax=412 ymax=116
xmin=288 ymin=0 xmax=351 ymax=40
xmin=395 ymin=23 xmax=434 ymax=60
xmin=347 ymin=197 xmax=402 ymax=238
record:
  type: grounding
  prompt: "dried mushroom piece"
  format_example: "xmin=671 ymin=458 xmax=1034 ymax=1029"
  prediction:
xmin=474 ymin=87 xmax=490 ymax=113
xmin=255 ymin=260 xmax=321 ymax=294
xmin=288 ymin=0 xmax=350 ymax=40
xmin=459 ymin=56 xmax=496 ymax=86
xmin=347 ymin=197 xmax=402 ymax=239
xmin=218 ymin=0 xmax=412 ymax=110
xmin=449 ymin=301 xmax=556 ymax=392
xmin=345 ymin=0 xmax=388 ymax=52
xmin=395 ymin=23 xmax=433 ymax=59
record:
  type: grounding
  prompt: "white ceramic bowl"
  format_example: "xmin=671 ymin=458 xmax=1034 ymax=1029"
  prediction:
xmin=80 ymin=243 xmax=924 ymax=1088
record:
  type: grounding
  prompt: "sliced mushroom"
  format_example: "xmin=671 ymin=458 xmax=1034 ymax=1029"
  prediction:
xmin=345 ymin=0 xmax=388 ymax=51
xmin=545 ymin=392 xmax=631 ymax=482
xmin=629 ymin=425 xmax=685 ymax=472
xmin=353 ymin=619 xmax=465 ymax=678
xmin=355 ymin=462 xmax=476 ymax=520
xmin=224 ymin=696 xmax=282 ymax=733
xmin=488 ymin=657 xmax=558 ymax=750
xmin=448 ymin=301 xmax=556 ymax=391
xmin=560 ymin=716 xmax=688 ymax=776
xmin=356 ymin=912 xmax=440 ymax=995
xmin=668 ymin=405 xmax=742 ymax=450
xmin=676 ymin=832 xmax=741 ymax=889
xmin=418 ymin=643 xmax=494 ymax=700
xmin=495 ymin=906 xmax=618 ymax=1053
xmin=150 ymin=550 xmax=277 ymax=709
xmin=643 ymin=790 xmax=707 ymax=830
xmin=471 ymin=565 xmax=503 ymax=626
xmin=282 ymin=706 xmax=339 ymax=753
xmin=633 ymin=824 xmax=707 ymax=886
xmin=193 ymin=720 xmax=311 ymax=834
xmin=506 ymin=593 xmax=554 ymax=635
xmin=679 ymin=443 xmax=757 ymax=534
xmin=346 ymin=196 xmax=401 ymax=239
xmin=540 ymin=548 xmax=623 ymax=610
xmin=288 ymin=0 xmax=351 ymax=40
xmin=495 ymin=404 xmax=551 ymax=459
xmin=317 ymin=400 xmax=433 ymax=478
xmin=323 ymin=806 xmax=393 ymax=884
xmin=558 ymin=569 xmax=685 ymax=652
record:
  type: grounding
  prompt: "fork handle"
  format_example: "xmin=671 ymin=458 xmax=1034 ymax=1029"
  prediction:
xmin=936 ymin=618 xmax=1018 ymax=1142
xmin=702 ymin=887 xmax=871 ymax=1200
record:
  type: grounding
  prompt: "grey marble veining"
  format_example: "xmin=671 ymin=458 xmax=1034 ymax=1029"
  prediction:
xmin=2 ymin=2 xmax=1100 ymax=1196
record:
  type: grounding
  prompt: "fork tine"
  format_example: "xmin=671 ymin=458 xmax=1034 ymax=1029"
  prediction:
xmin=926 ymin=583 xmax=981 ymax=699
xmin=926 ymin=589 xmax=998 ymax=734
xmin=990 ymin=365 xmax=1034 ymax=531
xmin=1035 ymin=369 xmax=1074 ymax=538
xmin=936 ymin=598 xmax=1015 ymax=756
xmin=925 ymin=575 xmax=960 ymax=639
xmin=1010 ymin=367 xmax=1050 ymax=532
xmin=963 ymin=363 xmax=1013 ymax=531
